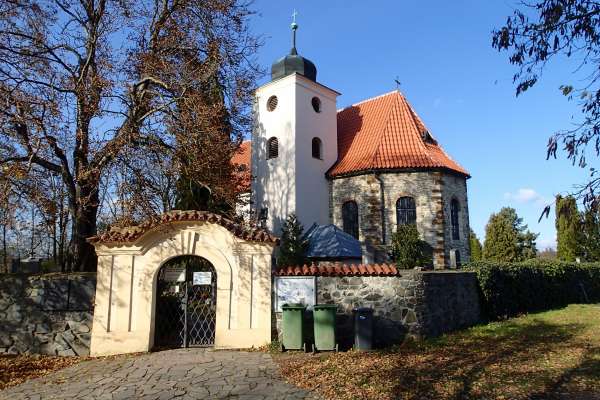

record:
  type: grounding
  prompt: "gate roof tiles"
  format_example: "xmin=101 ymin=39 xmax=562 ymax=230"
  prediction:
xmin=275 ymin=263 xmax=399 ymax=277
xmin=88 ymin=210 xmax=278 ymax=245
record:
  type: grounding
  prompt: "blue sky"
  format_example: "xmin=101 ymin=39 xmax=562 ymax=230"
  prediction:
xmin=248 ymin=0 xmax=593 ymax=250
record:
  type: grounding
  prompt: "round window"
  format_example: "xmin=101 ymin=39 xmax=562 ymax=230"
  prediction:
xmin=311 ymin=97 xmax=321 ymax=113
xmin=267 ymin=96 xmax=278 ymax=112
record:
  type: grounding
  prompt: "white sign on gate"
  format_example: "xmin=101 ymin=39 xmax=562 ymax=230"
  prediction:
xmin=193 ymin=271 xmax=212 ymax=285
xmin=163 ymin=266 xmax=185 ymax=282
xmin=274 ymin=276 xmax=316 ymax=312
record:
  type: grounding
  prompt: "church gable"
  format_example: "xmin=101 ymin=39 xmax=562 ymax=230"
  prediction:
xmin=328 ymin=90 xmax=469 ymax=178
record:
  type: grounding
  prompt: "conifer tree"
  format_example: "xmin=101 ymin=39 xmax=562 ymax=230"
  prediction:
xmin=555 ymin=195 xmax=583 ymax=261
xmin=277 ymin=214 xmax=309 ymax=267
xmin=483 ymin=207 xmax=539 ymax=262
xmin=581 ymin=207 xmax=600 ymax=261
xmin=469 ymin=230 xmax=483 ymax=261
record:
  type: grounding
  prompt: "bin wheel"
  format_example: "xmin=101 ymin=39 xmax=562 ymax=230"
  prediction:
xmin=302 ymin=343 xmax=307 ymax=353
xmin=335 ymin=343 xmax=339 ymax=353
xmin=312 ymin=344 xmax=316 ymax=354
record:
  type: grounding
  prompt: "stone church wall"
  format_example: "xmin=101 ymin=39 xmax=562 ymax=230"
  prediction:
xmin=442 ymin=174 xmax=471 ymax=265
xmin=0 ymin=273 xmax=95 ymax=356
xmin=330 ymin=170 xmax=469 ymax=268
xmin=274 ymin=271 xmax=482 ymax=348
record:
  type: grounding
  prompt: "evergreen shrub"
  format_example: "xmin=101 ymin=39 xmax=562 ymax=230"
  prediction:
xmin=466 ymin=260 xmax=600 ymax=320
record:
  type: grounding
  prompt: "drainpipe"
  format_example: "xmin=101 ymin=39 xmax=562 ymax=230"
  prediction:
xmin=374 ymin=173 xmax=386 ymax=245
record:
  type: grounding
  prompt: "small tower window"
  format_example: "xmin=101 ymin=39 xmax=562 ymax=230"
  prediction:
xmin=312 ymin=137 xmax=322 ymax=159
xmin=396 ymin=197 xmax=416 ymax=227
xmin=342 ymin=201 xmax=359 ymax=239
xmin=311 ymin=96 xmax=321 ymax=113
xmin=267 ymin=137 xmax=278 ymax=159
xmin=267 ymin=96 xmax=278 ymax=112
xmin=451 ymin=198 xmax=460 ymax=240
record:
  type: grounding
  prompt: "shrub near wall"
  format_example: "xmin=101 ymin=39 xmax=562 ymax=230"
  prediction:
xmin=467 ymin=260 xmax=600 ymax=320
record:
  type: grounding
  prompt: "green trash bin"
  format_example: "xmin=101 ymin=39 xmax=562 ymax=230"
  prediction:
xmin=281 ymin=303 xmax=307 ymax=351
xmin=312 ymin=304 xmax=338 ymax=352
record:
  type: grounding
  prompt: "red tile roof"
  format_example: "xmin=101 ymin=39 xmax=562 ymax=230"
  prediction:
xmin=275 ymin=263 xmax=399 ymax=277
xmin=328 ymin=90 xmax=469 ymax=177
xmin=88 ymin=210 xmax=278 ymax=245
xmin=232 ymin=141 xmax=251 ymax=193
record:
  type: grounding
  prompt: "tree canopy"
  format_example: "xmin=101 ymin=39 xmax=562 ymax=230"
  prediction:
xmin=493 ymin=1 xmax=600 ymax=208
xmin=0 ymin=0 xmax=260 ymax=271
xmin=483 ymin=207 xmax=539 ymax=262
xmin=277 ymin=214 xmax=308 ymax=268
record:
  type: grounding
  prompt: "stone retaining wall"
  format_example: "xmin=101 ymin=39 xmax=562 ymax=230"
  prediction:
xmin=274 ymin=271 xmax=482 ymax=348
xmin=0 ymin=273 xmax=95 ymax=356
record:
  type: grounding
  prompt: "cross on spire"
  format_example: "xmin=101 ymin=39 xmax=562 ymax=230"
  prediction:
xmin=290 ymin=9 xmax=299 ymax=55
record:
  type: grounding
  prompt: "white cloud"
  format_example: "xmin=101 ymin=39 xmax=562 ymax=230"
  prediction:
xmin=504 ymin=188 xmax=551 ymax=207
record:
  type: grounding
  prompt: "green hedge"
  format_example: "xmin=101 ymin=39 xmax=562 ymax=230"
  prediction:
xmin=466 ymin=260 xmax=600 ymax=320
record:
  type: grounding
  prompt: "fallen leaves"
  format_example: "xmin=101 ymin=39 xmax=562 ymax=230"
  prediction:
xmin=275 ymin=304 xmax=600 ymax=400
xmin=0 ymin=354 xmax=87 ymax=390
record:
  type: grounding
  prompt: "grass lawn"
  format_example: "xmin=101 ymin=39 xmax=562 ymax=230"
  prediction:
xmin=275 ymin=304 xmax=600 ymax=400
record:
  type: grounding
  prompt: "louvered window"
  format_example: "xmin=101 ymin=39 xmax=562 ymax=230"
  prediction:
xmin=267 ymin=137 xmax=278 ymax=159
xmin=312 ymin=137 xmax=322 ymax=159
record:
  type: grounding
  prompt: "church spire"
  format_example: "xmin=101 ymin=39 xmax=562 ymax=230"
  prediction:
xmin=270 ymin=9 xmax=317 ymax=82
xmin=290 ymin=9 xmax=298 ymax=55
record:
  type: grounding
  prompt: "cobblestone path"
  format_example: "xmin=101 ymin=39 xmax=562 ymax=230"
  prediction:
xmin=0 ymin=349 xmax=320 ymax=400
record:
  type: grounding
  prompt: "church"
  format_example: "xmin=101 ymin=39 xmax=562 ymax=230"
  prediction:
xmin=236 ymin=21 xmax=471 ymax=269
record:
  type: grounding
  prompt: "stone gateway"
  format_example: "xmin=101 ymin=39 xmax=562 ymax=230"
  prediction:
xmin=87 ymin=211 xmax=276 ymax=356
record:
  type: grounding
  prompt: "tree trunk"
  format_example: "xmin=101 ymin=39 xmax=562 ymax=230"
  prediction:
xmin=2 ymin=223 xmax=6 ymax=273
xmin=68 ymin=182 xmax=99 ymax=272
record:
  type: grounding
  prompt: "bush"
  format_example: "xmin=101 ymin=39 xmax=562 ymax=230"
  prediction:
xmin=466 ymin=260 xmax=600 ymax=320
xmin=390 ymin=224 xmax=433 ymax=269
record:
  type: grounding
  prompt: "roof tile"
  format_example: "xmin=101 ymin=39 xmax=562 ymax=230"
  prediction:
xmin=329 ymin=90 xmax=469 ymax=177
xmin=275 ymin=263 xmax=399 ymax=277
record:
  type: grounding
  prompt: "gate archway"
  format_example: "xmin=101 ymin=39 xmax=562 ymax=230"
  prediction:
xmin=155 ymin=256 xmax=217 ymax=349
xmin=87 ymin=211 xmax=277 ymax=356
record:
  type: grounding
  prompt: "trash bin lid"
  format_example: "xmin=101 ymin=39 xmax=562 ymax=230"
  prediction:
xmin=281 ymin=303 xmax=307 ymax=309
xmin=352 ymin=307 xmax=374 ymax=313
xmin=313 ymin=304 xmax=337 ymax=310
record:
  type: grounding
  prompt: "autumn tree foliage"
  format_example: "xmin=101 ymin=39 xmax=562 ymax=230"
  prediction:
xmin=493 ymin=1 xmax=600 ymax=208
xmin=0 ymin=0 xmax=260 ymax=271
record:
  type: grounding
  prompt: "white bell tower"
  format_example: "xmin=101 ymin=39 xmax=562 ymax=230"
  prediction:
xmin=251 ymin=16 xmax=340 ymax=234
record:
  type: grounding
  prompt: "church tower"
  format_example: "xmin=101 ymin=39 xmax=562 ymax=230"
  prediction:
xmin=251 ymin=16 xmax=339 ymax=234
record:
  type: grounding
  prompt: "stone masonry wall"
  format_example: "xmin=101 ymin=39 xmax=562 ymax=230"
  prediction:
xmin=442 ymin=173 xmax=471 ymax=265
xmin=0 ymin=273 xmax=95 ymax=356
xmin=330 ymin=171 xmax=470 ymax=268
xmin=274 ymin=271 xmax=482 ymax=349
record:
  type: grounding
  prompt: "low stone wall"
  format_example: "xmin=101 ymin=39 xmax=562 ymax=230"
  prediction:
xmin=0 ymin=273 xmax=96 ymax=356
xmin=275 ymin=271 xmax=482 ymax=348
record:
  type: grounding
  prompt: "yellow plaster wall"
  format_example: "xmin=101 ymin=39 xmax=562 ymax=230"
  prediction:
xmin=89 ymin=222 xmax=274 ymax=356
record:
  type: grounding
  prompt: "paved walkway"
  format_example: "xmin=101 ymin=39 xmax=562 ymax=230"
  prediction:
xmin=0 ymin=349 xmax=320 ymax=400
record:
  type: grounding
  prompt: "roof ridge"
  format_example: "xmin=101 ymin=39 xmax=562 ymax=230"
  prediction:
xmin=400 ymin=95 xmax=436 ymax=164
xmin=368 ymin=91 xmax=401 ymax=168
xmin=337 ymin=89 xmax=401 ymax=113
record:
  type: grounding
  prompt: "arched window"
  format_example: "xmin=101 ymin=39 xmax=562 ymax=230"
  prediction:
xmin=267 ymin=137 xmax=278 ymax=159
xmin=451 ymin=199 xmax=460 ymax=240
xmin=396 ymin=197 xmax=416 ymax=227
xmin=312 ymin=137 xmax=322 ymax=159
xmin=342 ymin=201 xmax=359 ymax=239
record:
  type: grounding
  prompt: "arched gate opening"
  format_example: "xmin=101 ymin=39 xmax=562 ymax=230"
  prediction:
xmin=154 ymin=256 xmax=217 ymax=349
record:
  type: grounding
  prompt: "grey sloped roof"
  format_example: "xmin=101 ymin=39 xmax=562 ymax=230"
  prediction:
xmin=304 ymin=224 xmax=362 ymax=259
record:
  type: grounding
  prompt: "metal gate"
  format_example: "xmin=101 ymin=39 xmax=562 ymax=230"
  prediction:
xmin=154 ymin=257 xmax=217 ymax=349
